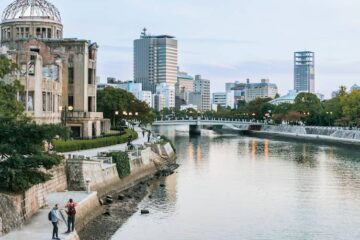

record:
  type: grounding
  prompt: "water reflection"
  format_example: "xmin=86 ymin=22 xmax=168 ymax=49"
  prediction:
xmin=112 ymin=126 xmax=360 ymax=240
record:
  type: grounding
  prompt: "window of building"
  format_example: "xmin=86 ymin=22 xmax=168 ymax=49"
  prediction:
xmin=88 ymin=97 xmax=93 ymax=112
xmin=47 ymin=28 xmax=52 ymax=38
xmin=88 ymin=69 xmax=94 ymax=84
xmin=68 ymin=96 xmax=74 ymax=107
xmin=68 ymin=67 xmax=74 ymax=84
xmin=36 ymin=28 xmax=41 ymax=38
xmin=42 ymin=92 xmax=46 ymax=111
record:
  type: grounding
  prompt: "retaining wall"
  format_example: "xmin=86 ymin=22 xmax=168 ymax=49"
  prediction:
xmin=0 ymin=164 xmax=67 ymax=235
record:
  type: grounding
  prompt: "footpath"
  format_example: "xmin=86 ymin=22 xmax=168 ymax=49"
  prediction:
xmin=0 ymin=192 xmax=89 ymax=240
xmin=64 ymin=127 xmax=149 ymax=157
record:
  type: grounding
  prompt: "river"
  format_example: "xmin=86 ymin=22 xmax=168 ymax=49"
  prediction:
xmin=112 ymin=126 xmax=360 ymax=240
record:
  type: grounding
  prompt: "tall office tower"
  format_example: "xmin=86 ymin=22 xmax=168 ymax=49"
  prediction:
xmin=294 ymin=51 xmax=315 ymax=93
xmin=193 ymin=75 xmax=211 ymax=111
xmin=134 ymin=28 xmax=178 ymax=93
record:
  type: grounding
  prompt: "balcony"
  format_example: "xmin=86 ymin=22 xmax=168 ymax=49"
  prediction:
xmin=66 ymin=111 xmax=103 ymax=120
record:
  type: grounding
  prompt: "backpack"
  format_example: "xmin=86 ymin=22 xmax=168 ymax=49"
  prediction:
xmin=48 ymin=211 xmax=52 ymax=221
xmin=68 ymin=204 xmax=76 ymax=216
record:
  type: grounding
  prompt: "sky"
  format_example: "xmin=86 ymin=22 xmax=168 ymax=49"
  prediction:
xmin=2 ymin=0 xmax=360 ymax=98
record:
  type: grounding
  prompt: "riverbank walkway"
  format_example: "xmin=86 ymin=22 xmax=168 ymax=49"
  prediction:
xmin=0 ymin=191 xmax=90 ymax=240
xmin=0 ymin=127 xmax=152 ymax=240
xmin=64 ymin=126 xmax=149 ymax=157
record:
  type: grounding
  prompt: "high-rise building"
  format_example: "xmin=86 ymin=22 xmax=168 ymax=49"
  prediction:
xmin=193 ymin=75 xmax=211 ymax=111
xmin=134 ymin=28 xmax=178 ymax=93
xmin=0 ymin=0 xmax=110 ymax=138
xmin=294 ymin=51 xmax=315 ymax=93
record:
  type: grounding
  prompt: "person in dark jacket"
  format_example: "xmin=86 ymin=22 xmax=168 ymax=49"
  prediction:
xmin=65 ymin=199 xmax=78 ymax=233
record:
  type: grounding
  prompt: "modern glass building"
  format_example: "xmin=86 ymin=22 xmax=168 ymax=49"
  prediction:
xmin=294 ymin=51 xmax=315 ymax=93
xmin=134 ymin=28 xmax=178 ymax=93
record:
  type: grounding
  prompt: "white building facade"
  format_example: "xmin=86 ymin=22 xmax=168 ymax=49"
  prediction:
xmin=245 ymin=79 xmax=278 ymax=102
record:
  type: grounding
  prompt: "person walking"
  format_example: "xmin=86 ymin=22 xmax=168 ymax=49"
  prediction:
xmin=65 ymin=199 xmax=78 ymax=233
xmin=50 ymin=204 xmax=61 ymax=240
xmin=147 ymin=131 xmax=151 ymax=143
xmin=142 ymin=130 xmax=146 ymax=138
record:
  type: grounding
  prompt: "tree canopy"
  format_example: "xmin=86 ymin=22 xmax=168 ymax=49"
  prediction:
xmin=97 ymin=87 xmax=155 ymax=127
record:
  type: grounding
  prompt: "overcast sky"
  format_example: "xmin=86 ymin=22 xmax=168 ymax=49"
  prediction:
xmin=2 ymin=0 xmax=360 ymax=98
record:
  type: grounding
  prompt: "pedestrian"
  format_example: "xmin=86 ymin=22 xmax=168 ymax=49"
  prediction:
xmin=65 ymin=199 xmax=78 ymax=233
xmin=127 ymin=135 xmax=133 ymax=145
xmin=48 ymin=142 xmax=54 ymax=152
xmin=49 ymin=204 xmax=61 ymax=240
xmin=142 ymin=130 xmax=145 ymax=138
xmin=147 ymin=131 xmax=151 ymax=143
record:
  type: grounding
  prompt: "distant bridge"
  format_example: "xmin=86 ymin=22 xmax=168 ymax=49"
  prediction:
xmin=152 ymin=118 xmax=264 ymax=135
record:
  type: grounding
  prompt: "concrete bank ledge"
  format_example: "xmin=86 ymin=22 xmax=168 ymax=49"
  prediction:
xmin=251 ymin=131 xmax=360 ymax=146
xmin=0 ymin=191 xmax=100 ymax=240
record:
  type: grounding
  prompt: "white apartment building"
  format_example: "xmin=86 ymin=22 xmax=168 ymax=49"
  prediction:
xmin=193 ymin=75 xmax=211 ymax=111
xmin=212 ymin=91 xmax=235 ymax=109
xmin=156 ymin=83 xmax=175 ymax=109
xmin=245 ymin=79 xmax=278 ymax=102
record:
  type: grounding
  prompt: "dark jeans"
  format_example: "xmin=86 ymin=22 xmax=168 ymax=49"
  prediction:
xmin=52 ymin=222 xmax=58 ymax=238
xmin=67 ymin=215 xmax=75 ymax=232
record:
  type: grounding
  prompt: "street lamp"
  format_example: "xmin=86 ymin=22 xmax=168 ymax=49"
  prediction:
xmin=326 ymin=111 xmax=333 ymax=126
xmin=60 ymin=105 xmax=73 ymax=127
xmin=59 ymin=106 xmax=73 ymax=141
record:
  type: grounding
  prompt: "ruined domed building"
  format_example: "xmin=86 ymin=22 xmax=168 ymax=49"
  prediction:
xmin=0 ymin=0 xmax=110 ymax=138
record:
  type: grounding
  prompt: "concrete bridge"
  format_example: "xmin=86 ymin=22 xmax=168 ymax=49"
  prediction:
xmin=152 ymin=118 xmax=264 ymax=135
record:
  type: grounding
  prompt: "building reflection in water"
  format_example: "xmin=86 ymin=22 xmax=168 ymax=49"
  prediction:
xmin=264 ymin=140 xmax=269 ymax=161
xmin=251 ymin=139 xmax=257 ymax=161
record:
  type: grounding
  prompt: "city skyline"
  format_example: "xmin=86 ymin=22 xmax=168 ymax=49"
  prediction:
xmin=1 ymin=0 xmax=360 ymax=98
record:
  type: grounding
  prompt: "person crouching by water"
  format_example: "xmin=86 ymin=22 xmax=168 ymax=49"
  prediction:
xmin=65 ymin=199 xmax=78 ymax=233
xmin=50 ymin=204 xmax=62 ymax=240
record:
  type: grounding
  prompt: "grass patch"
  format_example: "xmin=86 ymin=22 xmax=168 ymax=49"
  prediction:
xmin=53 ymin=129 xmax=138 ymax=152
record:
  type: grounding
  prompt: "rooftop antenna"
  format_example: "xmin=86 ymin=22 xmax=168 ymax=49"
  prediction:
xmin=141 ymin=28 xmax=147 ymax=37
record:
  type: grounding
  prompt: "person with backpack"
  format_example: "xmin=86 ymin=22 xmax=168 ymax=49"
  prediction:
xmin=65 ymin=199 xmax=78 ymax=233
xmin=49 ymin=204 xmax=62 ymax=240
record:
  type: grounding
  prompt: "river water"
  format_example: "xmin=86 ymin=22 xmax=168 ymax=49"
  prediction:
xmin=112 ymin=126 xmax=360 ymax=240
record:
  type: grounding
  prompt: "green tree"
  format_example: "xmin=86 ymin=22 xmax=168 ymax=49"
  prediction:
xmin=340 ymin=90 xmax=360 ymax=124
xmin=246 ymin=98 xmax=274 ymax=120
xmin=294 ymin=93 xmax=322 ymax=125
xmin=97 ymin=87 xmax=154 ymax=127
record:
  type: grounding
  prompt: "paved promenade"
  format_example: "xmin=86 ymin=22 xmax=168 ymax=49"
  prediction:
xmin=64 ymin=127 xmax=149 ymax=157
xmin=1 ymin=192 xmax=90 ymax=240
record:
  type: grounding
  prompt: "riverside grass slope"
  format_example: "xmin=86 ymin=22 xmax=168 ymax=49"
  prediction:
xmin=54 ymin=129 xmax=138 ymax=153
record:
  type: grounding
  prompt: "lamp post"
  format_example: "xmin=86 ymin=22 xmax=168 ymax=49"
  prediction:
xmin=60 ymin=105 xmax=73 ymax=127
xmin=113 ymin=111 xmax=119 ymax=128
xmin=59 ymin=106 xmax=73 ymax=141
xmin=326 ymin=111 xmax=333 ymax=126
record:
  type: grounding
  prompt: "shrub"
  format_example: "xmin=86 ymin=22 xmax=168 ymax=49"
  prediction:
xmin=53 ymin=129 xmax=138 ymax=152
xmin=106 ymin=151 xmax=130 ymax=178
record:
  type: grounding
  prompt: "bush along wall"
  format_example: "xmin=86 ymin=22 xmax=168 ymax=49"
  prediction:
xmin=106 ymin=151 xmax=131 ymax=178
xmin=53 ymin=129 xmax=138 ymax=153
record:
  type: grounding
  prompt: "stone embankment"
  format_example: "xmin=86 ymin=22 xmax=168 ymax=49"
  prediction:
xmin=249 ymin=125 xmax=360 ymax=146
xmin=0 ymin=141 xmax=176 ymax=240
